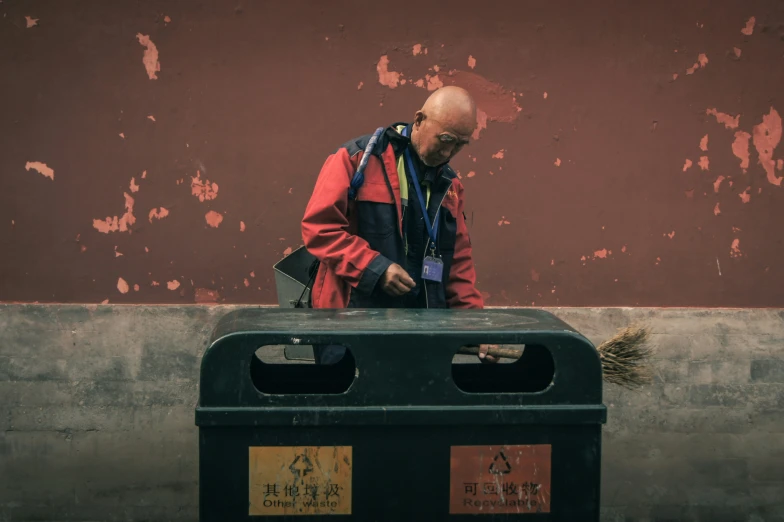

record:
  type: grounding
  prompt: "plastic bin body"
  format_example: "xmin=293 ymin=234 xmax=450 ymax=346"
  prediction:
xmin=196 ymin=308 xmax=607 ymax=521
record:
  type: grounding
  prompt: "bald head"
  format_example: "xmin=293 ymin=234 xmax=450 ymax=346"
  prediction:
xmin=421 ymin=86 xmax=477 ymax=127
xmin=410 ymin=86 xmax=477 ymax=167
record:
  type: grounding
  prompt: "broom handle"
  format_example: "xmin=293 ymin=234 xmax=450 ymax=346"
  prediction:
xmin=459 ymin=343 xmax=610 ymax=360
xmin=458 ymin=345 xmax=522 ymax=359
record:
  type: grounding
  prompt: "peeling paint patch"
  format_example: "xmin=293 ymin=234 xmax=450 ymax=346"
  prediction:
xmin=554 ymin=158 xmax=561 ymax=167
xmin=283 ymin=247 xmax=293 ymax=256
xmin=412 ymin=44 xmax=423 ymax=56
xmin=93 ymin=192 xmax=135 ymax=234
xmin=714 ymin=202 xmax=721 ymax=215
xmin=739 ymin=187 xmax=751 ymax=203
xmin=147 ymin=115 xmax=156 ymax=122
xmin=244 ymin=278 xmax=250 ymax=287
xmin=148 ymin=207 xmax=169 ymax=222
xmin=141 ymin=170 xmax=147 ymax=179
xmin=714 ymin=175 xmax=725 ymax=192
xmin=101 ymin=299 xmax=110 ymax=304
xmin=543 ymin=92 xmax=548 ymax=99
xmin=682 ymin=159 xmax=693 ymax=172
xmin=25 ymin=161 xmax=54 ymax=180
xmin=136 ymin=34 xmax=160 ymax=80
xmin=700 ymin=135 xmax=709 ymax=151
xmin=191 ymin=170 xmax=219 ymax=201
xmin=205 ymin=211 xmax=224 ymax=228
xmin=621 ymin=245 xmax=627 ymax=253
xmin=468 ymin=55 xmax=476 ymax=69
xmin=672 ymin=73 xmax=679 ymax=81
xmin=666 ymin=231 xmax=675 ymax=239
xmin=117 ymin=277 xmax=129 ymax=294
xmin=467 ymin=171 xmax=476 ymax=178
xmin=732 ymin=131 xmax=751 ymax=171
xmin=129 ymin=177 xmax=139 ymax=193
xmin=741 ymin=16 xmax=755 ymax=36
xmin=119 ymin=132 xmax=125 ymax=139
xmin=706 ymin=108 xmax=740 ymax=129
xmin=733 ymin=47 xmax=742 ymax=58
xmin=593 ymin=249 xmax=610 ymax=259
xmin=426 ymin=74 xmax=443 ymax=91
xmin=25 ymin=16 xmax=38 ymax=28
xmin=497 ymin=216 xmax=511 ymax=226
xmin=730 ymin=239 xmax=742 ymax=258
xmin=240 ymin=221 xmax=246 ymax=232
xmin=167 ymin=280 xmax=181 ymax=290
xmin=195 ymin=288 xmax=219 ymax=303
xmin=492 ymin=149 xmax=505 ymax=159
xmin=376 ymin=56 xmax=401 ymax=88
xmin=357 ymin=81 xmax=363 ymax=90
xmin=114 ymin=246 xmax=123 ymax=257
xmin=752 ymin=107 xmax=782 ymax=186
xmin=686 ymin=53 xmax=708 ymax=75
xmin=472 ymin=109 xmax=487 ymax=140
xmin=164 ymin=15 xmax=172 ymax=24
xmin=778 ymin=159 xmax=784 ymax=171
xmin=698 ymin=156 xmax=710 ymax=170
xmin=133 ymin=284 xmax=140 ymax=292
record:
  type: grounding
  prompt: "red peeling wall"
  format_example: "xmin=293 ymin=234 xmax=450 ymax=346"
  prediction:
xmin=1 ymin=1 xmax=783 ymax=307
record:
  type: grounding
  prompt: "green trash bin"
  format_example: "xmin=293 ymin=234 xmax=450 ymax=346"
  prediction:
xmin=196 ymin=308 xmax=607 ymax=521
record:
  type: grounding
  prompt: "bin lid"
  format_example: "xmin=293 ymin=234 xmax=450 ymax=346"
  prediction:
xmin=197 ymin=308 xmax=606 ymax=424
xmin=210 ymin=307 xmax=580 ymax=341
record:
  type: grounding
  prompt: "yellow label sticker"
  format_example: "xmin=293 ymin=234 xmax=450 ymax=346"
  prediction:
xmin=249 ymin=446 xmax=352 ymax=516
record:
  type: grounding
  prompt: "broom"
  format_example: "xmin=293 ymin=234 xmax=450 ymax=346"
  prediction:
xmin=458 ymin=323 xmax=654 ymax=388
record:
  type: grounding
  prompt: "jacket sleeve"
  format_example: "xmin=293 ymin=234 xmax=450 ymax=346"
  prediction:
xmin=301 ymin=148 xmax=393 ymax=295
xmin=445 ymin=181 xmax=485 ymax=309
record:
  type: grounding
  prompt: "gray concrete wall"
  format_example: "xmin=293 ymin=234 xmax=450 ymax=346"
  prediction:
xmin=1 ymin=305 xmax=783 ymax=521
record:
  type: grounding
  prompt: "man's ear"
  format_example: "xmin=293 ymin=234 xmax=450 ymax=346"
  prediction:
xmin=413 ymin=110 xmax=425 ymax=127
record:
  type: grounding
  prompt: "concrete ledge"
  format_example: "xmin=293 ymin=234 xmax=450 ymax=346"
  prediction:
xmin=1 ymin=305 xmax=783 ymax=521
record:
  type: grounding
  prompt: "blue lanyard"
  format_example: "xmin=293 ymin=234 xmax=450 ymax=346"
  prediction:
xmin=401 ymin=127 xmax=439 ymax=249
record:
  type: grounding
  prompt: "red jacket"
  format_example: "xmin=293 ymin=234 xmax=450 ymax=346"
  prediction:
xmin=301 ymin=124 xmax=484 ymax=310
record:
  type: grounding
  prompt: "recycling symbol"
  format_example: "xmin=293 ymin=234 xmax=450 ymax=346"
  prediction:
xmin=289 ymin=454 xmax=314 ymax=479
xmin=488 ymin=451 xmax=512 ymax=475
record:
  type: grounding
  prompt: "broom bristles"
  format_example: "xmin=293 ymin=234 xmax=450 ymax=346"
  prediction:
xmin=596 ymin=323 xmax=653 ymax=388
xmin=458 ymin=322 xmax=654 ymax=389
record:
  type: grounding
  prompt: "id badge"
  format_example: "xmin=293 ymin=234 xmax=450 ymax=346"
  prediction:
xmin=422 ymin=256 xmax=444 ymax=282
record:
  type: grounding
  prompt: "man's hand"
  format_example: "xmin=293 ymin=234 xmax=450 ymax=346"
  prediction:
xmin=380 ymin=263 xmax=416 ymax=296
xmin=478 ymin=344 xmax=499 ymax=363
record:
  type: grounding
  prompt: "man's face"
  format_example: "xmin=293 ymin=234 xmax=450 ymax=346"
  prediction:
xmin=412 ymin=112 xmax=474 ymax=167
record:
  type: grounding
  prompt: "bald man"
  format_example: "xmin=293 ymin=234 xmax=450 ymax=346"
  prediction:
xmin=302 ymin=87 xmax=493 ymax=361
